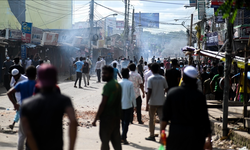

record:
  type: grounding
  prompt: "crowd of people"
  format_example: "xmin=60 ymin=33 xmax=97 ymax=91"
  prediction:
xmin=1 ymin=54 xmax=221 ymax=150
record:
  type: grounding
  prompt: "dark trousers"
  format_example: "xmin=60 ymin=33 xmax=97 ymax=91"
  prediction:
xmin=100 ymin=116 xmax=121 ymax=150
xmin=131 ymin=96 xmax=142 ymax=122
xmin=122 ymin=107 xmax=133 ymax=140
xmin=74 ymin=72 xmax=82 ymax=86
xmin=97 ymin=69 xmax=101 ymax=82
xmin=215 ymin=92 xmax=223 ymax=100
xmin=4 ymin=74 xmax=10 ymax=91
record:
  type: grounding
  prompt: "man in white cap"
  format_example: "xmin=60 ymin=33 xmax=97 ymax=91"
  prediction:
xmin=8 ymin=69 xmax=28 ymax=130
xmin=160 ymin=66 xmax=212 ymax=150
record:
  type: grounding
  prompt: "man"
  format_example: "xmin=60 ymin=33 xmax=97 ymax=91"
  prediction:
xmin=145 ymin=63 xmax=168 ymax=141
xmin=2 ymin=56 xmax=14 ymax=91
xmin=43 ymin=56 xmax=51 ymax=64
xmin=74 ymin=57 xmax=84 ymax=88
xmin=113 ymin=63 xmax=122 ymax=80
xmin=211 ymin=61 xmax=218 ymax=75
xmin=159 ymin=63 xmax=164 ymax=76
xmin=203 ymin=72 xmax=215 ymax=100
xmin=151 ymin=56 xmax=155 ymax=63
xmin=36 ymin=59 xmax=44 ymax=71
xmin=165 ymin=59 xmax=181 ymax=90
xmin=161 ymin=66 xmax=212 ymax=150
xmin=7 ymin=66 xmax=37 ymax=150
xmin=9 ymin=57 xmax=25 ymax=75
xmin=144 ymin=62 xmax=148 ymax=72
xmin=92 ymin=65 xmax=122 ymax=150
xmin=137 ymin=60 xmax=144 ymax=82
xmin=82 ymin=57 xmax=90 ymax=87
xmin=128 ymin=63 xmax=145 ymax=124
xmin=8 ymin=69 xmax=28 ymax=130
xmin=201 ymin=66 xmax=209 ymax=89
xmin=101 ymin=57 xmax=106 ymax=68
xmin=119 ymin=68 xmax=136 ymax=144
xmin=86 ymin=56 xmax=92 ymax=72
xmin=156 ymin=58 xmax=161 ymax=64
xmin=144 ymin=63 xmax=153 ymax=94
xmin=25 ymin=57 xmax=32 ymax=69
xmin=210 ymin=66 xmax=224 ymax=100
xmin=95 ymin=58 xmax=102 ymax=83
xmin=20 ymin=64 xmax=77 ymax=150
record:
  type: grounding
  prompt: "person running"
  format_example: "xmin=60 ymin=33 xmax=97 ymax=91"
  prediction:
xmin=151 ymin=56 xmax=155 ymax=63
xmin=92 ymin=65 xmax=122 ymax=150
xmin=74 ymin=57 xmax=84 ymax=88
xmin=9 ymin=57 xmax=25 ymax=75
xmin=161 ymin=66 xmax=212 ymax=150
xmin=113 ymin=63 xmax=122 ymax=80
xmin=128 ymin=63 xmax=145 ymax=124
xmin=95 ymin=58 xmax=102 ymax=83
xmin=7 ymin=66 xmax=37 ymax=150
xmin=20 ymin=64 xmax=77 ymax=150
xmin=82 ymin=57 xmax=90 ymax=87
xmin=8 ymin=69 xmax=28 ymax=130
xmin=165 ymin=59 xmax=181 ymax=90
xmin=2 ymin=56 xmax=14 ymax=91
xmin=145 ymin=63 xmax=168 ymax=141
xmin=119 ymin=68 xmax=136 ymax=145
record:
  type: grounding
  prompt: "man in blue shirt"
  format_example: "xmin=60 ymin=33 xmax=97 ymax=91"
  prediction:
xmin=74 ymin=57 xmax=84 ymax=88
xmin=7 ymin=66 xmax=37 ymax=150
xmin=113 ymin=63 xmax=122 ymax=80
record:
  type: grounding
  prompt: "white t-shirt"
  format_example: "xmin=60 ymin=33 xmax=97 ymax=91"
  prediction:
xmin=10 ymin=75 xmax=28 ymax=104
xmin=25 ymin=59 xmax=32 ymax=69
xmin=144 ymin=70 xmax=153 ymax=92
xmin=147 ymin=74 xmax=168 ymax=106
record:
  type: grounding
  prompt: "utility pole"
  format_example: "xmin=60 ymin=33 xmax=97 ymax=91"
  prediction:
xmin=222 ymin=16 xmax=233 ymax=137
xmin=126 ymin=0 xmax=130 ymax=58
xmin=124 ymin=0 xmax=128 ymax=58
xmin=131 ymin=8 xmax=135 ymax=55
xmin=188 ymin=14 xmax=193 ymax=65
xmin=89 ymin=0 xmax=94 ymax=58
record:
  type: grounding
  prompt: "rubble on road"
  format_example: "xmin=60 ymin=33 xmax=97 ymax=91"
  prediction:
xmin=212 ymin=135 xmax=245 ymax=150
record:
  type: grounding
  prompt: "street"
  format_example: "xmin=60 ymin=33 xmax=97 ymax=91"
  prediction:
xmin=0 ymin=77 xmax=163 ymax=150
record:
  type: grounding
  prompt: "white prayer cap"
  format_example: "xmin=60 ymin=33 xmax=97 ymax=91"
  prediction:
xmin=12 ymin=69 xmax=19 ymax=76
xmin=184 ymin=66 xmax=198 ymax=79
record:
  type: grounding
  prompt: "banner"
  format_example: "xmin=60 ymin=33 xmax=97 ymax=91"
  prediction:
xmin=41 ymin=32 xmax=59 ymax=46
xmin=206 ymin=32 xmax=218 ymax=47
xmin=197 ymin=0 xmax=205 ymax=20
xmin=21 ymin=22 xmax=32 ymax=43
xmin=214 ymin=7 xmax=225 ymax=23
xmin=190 ymin=0 xmax=196 ymax=7
xmin=21 ymin=44 xmax=26 ymax=59
xmin=134 ymin=13 xmax=159 ymax=28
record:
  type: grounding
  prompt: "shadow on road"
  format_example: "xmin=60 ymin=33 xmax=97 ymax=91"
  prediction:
xmin=128 ymin=142 xmax=157 ymax=150
xmin=0 ymin=141 xmax=17 ymax=148
xmin=0 ymin=107 xmax=6 ymax=110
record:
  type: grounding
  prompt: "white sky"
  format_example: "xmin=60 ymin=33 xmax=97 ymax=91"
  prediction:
xmin=73 ymin=0 xmax=196 ymax=33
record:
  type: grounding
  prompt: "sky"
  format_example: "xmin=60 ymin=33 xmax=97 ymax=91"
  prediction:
xmin=73 ymin=0 xmax=197 ymax=33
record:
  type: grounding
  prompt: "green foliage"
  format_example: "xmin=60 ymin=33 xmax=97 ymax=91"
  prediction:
xmin=215 ymin=0 xmax=250 ymax=23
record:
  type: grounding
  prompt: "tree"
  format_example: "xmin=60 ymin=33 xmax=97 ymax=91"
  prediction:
xmin=215 ymin=0 xmax=250 ymax=23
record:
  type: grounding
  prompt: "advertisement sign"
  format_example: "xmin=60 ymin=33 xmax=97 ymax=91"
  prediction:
xmin=31 ymin=27 xmax=43 ymax=45
xmin=134 ymin=13 xmax=159 ymax=28
xmin=190 ymin=0 xmax=196 ymax=7
xmin=214 ymin=7 xmax=225 ymax=23
xmin=197 ymin=0 xmax=205 ymax=20
xmin=206 ymin=32 xmax=218 ymax=47
xmin=21 ymin=44 xmax=26 ymax=59
xmin=21 ymin=22 xmax=32 ymax=43
xmin=9 ymin=29 xmax=22 ymax=40
xmin=211 ymin=0 xmax=225 ymax=6
xmin=41 ymin=32 xmax=59 ymax=46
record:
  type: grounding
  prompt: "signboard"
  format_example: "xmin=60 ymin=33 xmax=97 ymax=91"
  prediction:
xmin=197 ymin=0 xmax=205 ymax=20
xmin=134 ymin=13 xmax=159 ymax=28
xmin=41 ymin=32 xmax=59 ymax=46
xmin=21 ymin=44 xmax=26 ymax=59
xmin=190 ymin=0 xmax=196 ymax=7
xmin=31 ymin=27 xmax=43 ymax=45
xmin=21 ymin=22 xmax=32 ymax=43
xmin=206 ymin=32 xmax=218 ymax=47
xmin=214 ymin=7 xmax=225 ymax=23
xmin=234 ymin=25 xmax=250 ymax=39
xmin=211 ymin=0 xmax=225 ymax=6
xmin=9 ymin=29 xmax=22 ymax=40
